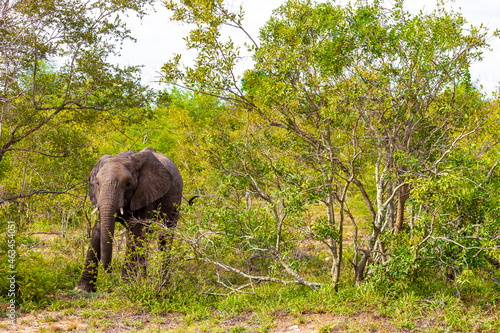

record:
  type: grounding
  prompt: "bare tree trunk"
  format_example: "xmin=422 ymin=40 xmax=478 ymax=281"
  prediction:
xmin=326 ymin=195 xmax=341 ymax=291
xmin=332 ymin=202 xmax=344 ymax=291
xmin=388 ymin=181 xmax=395 ymax=230
xmin=355 ymin=146 xmax=386 ymax=283
xmin=378 ymin=240 xmax=387 ymax=265
xmin=395 ymin=183 xmax=410 ymax=233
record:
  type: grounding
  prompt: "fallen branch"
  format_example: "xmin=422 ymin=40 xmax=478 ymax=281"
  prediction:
xmin=181 ymin=232 xmax=323 ymax=291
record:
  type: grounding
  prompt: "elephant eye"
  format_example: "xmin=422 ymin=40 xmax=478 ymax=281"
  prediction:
xmin=126 ymin=181 xmax=131 ymax=187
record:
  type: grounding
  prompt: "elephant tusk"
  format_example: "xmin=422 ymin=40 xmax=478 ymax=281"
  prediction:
xmin=91 ymin=207 xmax=98 ymax=215
xmin=120 ymin=207 xmax=124 ymax=215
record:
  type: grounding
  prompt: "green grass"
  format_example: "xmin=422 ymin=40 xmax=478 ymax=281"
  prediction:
xmin=2 ymin=281 xmax=499 ymax=332
xmin=1 ymin=218 xmax=499 ymax=332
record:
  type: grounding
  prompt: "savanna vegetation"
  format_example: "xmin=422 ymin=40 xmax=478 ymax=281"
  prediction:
xmin=1 ymin=0 xmax=500 ymax=331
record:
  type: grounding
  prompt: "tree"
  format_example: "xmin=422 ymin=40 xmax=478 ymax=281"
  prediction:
xmin=162 ymin=0 xmax=499 ymax=289
xmin=0 ymin=0 xmax=153 ymax=206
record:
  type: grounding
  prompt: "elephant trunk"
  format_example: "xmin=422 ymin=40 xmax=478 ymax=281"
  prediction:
xmin=99 ymin=202 xmax=118 ymax=271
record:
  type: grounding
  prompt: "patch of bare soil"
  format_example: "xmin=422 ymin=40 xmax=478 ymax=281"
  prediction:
xmin=1 ymin=314 xmax=87 ymax=333
xmin=0 ymin=310 xmax=424 ymax=333
xmin=272 ymin=312 xmax=406 ymax=333
xmin=0 ymin=310 xmax=183 ymax=333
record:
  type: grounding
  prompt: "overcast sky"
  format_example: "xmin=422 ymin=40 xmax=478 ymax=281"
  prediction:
xmin=113 ymin=0 xmax=500 ymax=96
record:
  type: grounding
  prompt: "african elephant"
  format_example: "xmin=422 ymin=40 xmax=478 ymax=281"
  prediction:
xmin=75 ymin=147 xmax=183 ymax=292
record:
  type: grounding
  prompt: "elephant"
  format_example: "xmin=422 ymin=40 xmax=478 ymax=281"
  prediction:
xmin=75 ymin=147 xmax=183 ymax=292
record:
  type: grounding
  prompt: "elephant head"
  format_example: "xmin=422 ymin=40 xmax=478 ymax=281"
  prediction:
xmin=89 ymin=148 xmax=173 ymax=270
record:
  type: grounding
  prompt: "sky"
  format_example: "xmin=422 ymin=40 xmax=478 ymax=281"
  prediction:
xmin=113 ymin=0 xmax=500 ymax=96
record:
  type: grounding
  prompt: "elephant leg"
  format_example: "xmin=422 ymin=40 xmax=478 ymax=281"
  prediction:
xmin=75 ymin=220 xmax=101 ymax=292
xmin=122 ymin=219 xmax=147 ymax=282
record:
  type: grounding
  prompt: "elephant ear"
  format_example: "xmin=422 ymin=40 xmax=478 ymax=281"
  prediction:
xmin=89 ymin=154 xmax=113 ymax=206
xmin=130 ymin=148 xmax=173 ymax=211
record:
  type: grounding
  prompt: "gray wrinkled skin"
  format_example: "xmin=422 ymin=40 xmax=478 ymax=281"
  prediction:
xmin=75 ymin=147 xmax=183 ymax=292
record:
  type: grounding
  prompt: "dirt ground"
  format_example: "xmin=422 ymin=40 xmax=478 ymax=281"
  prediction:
xmin=0 ymin=310 xmax=423 ymax=332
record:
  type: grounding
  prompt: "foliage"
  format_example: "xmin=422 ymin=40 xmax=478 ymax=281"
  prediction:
xmin=1 ymin=1 xmax=500 ymax=331
xmin=0 ymin=0 xmax=154 ymax=209
xmin=0 ymin=0 xmax=156 ymax=318
xmin=162 ymin=0 xmax=499 ymax=291
xmin=0 ymin=231 xmax=83 ymax=307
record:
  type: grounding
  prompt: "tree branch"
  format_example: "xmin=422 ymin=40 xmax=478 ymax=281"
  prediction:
xmin=0 ymin=181 xmax=85 ymax=204
xmin=7 ymin=148 xmax=67 ymax=158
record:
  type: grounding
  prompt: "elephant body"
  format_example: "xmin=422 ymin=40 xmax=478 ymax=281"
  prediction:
xmin=75 ymin=147 xmax=183 ymax=292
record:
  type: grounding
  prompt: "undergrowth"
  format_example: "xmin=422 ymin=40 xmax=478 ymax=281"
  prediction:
xmin=1 ymin=217 xmax=499 ymax=332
